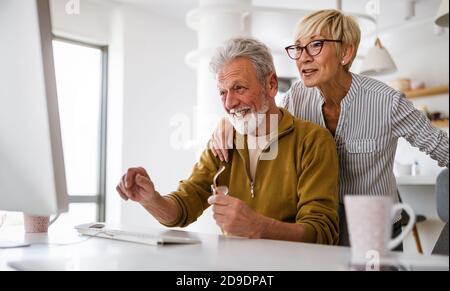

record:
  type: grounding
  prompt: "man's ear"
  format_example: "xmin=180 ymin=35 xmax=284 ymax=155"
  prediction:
xmin=266 ymin=73 xmax=278 ymax=98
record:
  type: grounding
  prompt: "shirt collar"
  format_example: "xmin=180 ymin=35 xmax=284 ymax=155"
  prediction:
xmin=315 ymin=72 xmax=360 ymax=106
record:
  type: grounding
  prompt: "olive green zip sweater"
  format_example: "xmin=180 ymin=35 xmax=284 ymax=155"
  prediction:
xmin=165 ymin=108 xmax=339 ymax=245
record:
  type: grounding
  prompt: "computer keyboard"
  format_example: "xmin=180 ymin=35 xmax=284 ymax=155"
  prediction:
xmin=75 ymin=223 xmax=201 ymax=246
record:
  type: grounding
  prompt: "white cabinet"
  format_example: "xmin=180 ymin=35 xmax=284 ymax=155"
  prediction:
xmin=396 ymin=175 xmax=436 ymax=185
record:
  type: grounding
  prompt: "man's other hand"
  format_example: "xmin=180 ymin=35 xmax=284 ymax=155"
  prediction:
xmin=208 ymin=193 xmax=266 ymax=238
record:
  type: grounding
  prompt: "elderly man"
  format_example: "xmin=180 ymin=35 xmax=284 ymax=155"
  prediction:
xmin=117 ymin=38 xmax=340 ymax=244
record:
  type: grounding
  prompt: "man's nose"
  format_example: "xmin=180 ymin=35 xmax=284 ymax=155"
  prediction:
xmin=224 ymin=92 xmax=239 ymax=111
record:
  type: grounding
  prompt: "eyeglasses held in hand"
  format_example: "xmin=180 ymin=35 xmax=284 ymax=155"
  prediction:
xmin=285 ymin=39 xmax=342 ymax=60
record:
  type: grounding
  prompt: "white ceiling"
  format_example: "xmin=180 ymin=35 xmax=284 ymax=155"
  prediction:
xmin=111 ymin=0 xmax=196 ymax=19
xmin=111 ymin=0 xmax=443 ymax=32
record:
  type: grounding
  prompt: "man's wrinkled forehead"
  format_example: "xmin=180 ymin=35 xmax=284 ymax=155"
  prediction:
xmin=218 ymin=67 xmax=244 ymax=83
xmin=217 ymin=60 xmax=254 ymax=86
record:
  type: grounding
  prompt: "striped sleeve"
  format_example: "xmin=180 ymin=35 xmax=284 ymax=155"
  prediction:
xmin=391 ymin=92 xmax=449 ymax=168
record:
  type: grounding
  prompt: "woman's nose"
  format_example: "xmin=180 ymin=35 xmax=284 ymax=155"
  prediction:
xmin=297 ymin=49 xmax=313 ymax=63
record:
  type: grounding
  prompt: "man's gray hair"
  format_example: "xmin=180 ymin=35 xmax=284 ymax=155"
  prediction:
xmin=210 ymin=37 xmax=276 ymax=86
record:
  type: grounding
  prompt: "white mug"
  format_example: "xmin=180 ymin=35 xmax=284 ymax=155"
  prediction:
xmin=344 ymin=195 xmax=415 ymax=260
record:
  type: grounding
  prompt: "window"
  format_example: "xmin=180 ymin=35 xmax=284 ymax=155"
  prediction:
xmin=52 ymin=38 xmax=108 ymax=224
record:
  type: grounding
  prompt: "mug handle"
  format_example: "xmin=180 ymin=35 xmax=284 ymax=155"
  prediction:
xmin=49 ymin=213 xmax=60 ymax=226
xmin=388 ymin=203 xmax=415 ymax=250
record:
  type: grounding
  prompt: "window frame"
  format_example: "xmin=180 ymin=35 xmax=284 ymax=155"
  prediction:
xmin=52 ymin=36 xmax=108 ymax=222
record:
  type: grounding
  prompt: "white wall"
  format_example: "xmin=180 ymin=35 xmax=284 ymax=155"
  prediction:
xmin=357 ymin=19 xmax=449 ymax=88
xmin=50 ymin=0 xmax=110 ymax=45
xmin=117 ymin=5 xmax=212 ymax=231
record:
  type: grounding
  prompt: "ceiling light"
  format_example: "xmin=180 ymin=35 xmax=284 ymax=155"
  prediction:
xmin=360 ymin=37 xmax=397 ymax=76
xmin=435 ymin=0 xmax=449 ymax=27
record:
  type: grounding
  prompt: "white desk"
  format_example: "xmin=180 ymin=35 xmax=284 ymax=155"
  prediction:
xmin=0 ymin=226 xmax=448 ymax=271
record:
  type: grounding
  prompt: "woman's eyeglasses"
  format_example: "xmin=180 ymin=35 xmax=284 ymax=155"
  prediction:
xmin=285 ymin=39 xmax=342 ymax=60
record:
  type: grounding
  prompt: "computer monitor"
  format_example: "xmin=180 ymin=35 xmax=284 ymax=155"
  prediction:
xmin=0 ymin=0 xmax=68 ymax=218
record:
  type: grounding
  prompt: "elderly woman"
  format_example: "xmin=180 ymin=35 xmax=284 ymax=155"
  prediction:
xmin=211 ymin=9 xmax=449 ymax=247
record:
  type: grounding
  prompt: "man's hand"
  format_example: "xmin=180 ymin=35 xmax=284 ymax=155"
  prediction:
xmin=209 ymin=117 xmax=234 ymax=162
xmin=208 ymin=194 xmax=267 ymax=238
xmin=116 ymin=167 xmax=159 ymax=205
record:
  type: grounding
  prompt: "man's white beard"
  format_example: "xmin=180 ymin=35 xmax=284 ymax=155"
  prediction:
xmin=227 ymin=98 xmax=269 ymax=136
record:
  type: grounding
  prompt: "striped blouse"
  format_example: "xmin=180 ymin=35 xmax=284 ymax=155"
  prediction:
xmin=281 ymin=73 xmax=449 ymax=217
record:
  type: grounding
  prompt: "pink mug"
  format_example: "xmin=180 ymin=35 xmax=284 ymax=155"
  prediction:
xmin=344 ymin=195 xmax=415 ymax=260
xmin=23 ymin=214 xmax=59 ymax=233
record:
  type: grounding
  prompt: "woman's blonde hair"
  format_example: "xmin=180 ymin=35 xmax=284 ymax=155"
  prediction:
xmin=294 ymin=9 xmax=361 ymax=71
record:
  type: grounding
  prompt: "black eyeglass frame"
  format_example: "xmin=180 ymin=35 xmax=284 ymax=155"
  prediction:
xmin=285 ymin=39 xmax=342 ymax=60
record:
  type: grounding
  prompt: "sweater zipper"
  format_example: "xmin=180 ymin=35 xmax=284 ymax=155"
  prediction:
xmin=248 ymin=134 xmax=283 ymax=198
xmin=242 ymin=124 xmax=294 ymax=199
xmin=251 ymin=130 xmax=290 ymax=198
xmin=243 ymin=163 xmax=255 ymax=198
